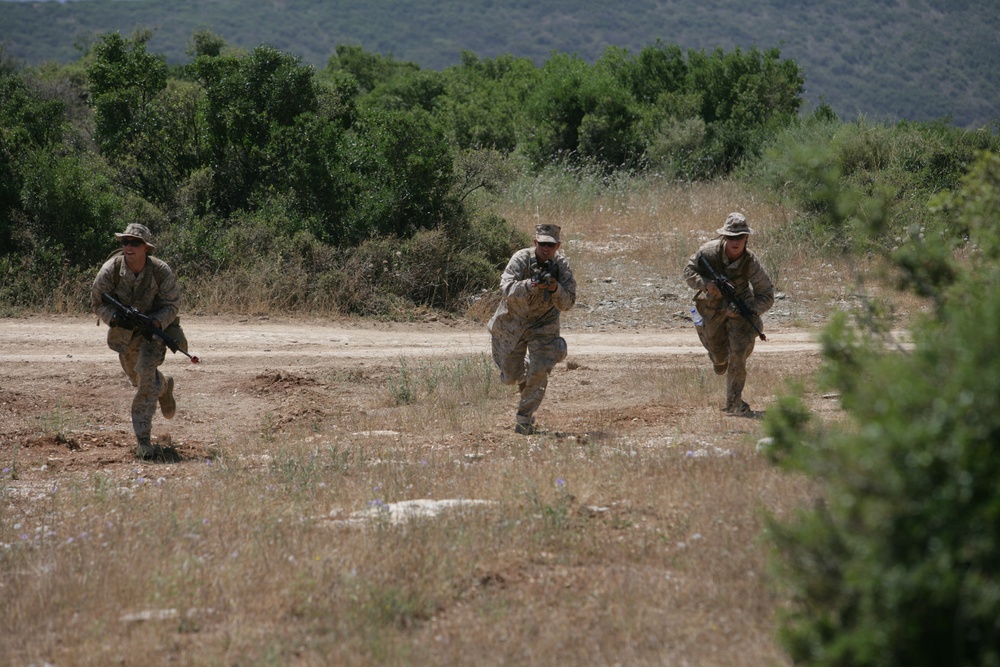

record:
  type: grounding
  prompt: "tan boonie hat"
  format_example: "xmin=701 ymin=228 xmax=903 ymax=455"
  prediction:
xmin=716 ymin=212 xmax=754 ymax=237
xmin=535 ymin=223 xmax=561 ymax=243
xmin=115 ymin=223 xmax=155 ymax=249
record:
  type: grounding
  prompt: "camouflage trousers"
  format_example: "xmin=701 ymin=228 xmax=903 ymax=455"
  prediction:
xmin=491 ymin=332 xmax=567 ymax=426
xmin=118 ymin=335 xmax=168 ymax=441
xmin=695 ymin=310 xmax=758 ymax=410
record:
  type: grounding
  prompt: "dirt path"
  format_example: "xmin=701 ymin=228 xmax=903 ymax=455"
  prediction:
xmin=0 ymin=315 xmax=820 ymax=361
xmin=0 ymin=315 xmax=824 ymax=485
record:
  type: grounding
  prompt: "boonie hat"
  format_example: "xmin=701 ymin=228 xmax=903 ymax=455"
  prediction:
xmin=115 ymin=223 xmax=155 ymax=249
xmin=717 ymin=212 xmax=754 ymax=237
xmin=535 ymin=223 xmax=561 ymax=243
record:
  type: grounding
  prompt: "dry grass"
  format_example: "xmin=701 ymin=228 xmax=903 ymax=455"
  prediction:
xmin=1 ymin=401 xmax=814 ymax=666
xmin=501 ymin=176 xmax=783 ymax=272
xmin=2 ymin=176 xmax=915 ymax=666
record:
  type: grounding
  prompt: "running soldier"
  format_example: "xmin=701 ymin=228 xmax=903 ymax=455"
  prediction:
xmin=488 ymin=223 xmax=576 ymax=434
xmin=92 ymin=223 xmax=187 ymax=460
xmin=683 ymin=213 xmax=775 ymax=415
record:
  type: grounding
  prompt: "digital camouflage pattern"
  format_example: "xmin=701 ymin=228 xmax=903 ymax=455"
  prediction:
xmin=683 ymin=238 xmax=775 ymax=412
xmin=488 ymin=247 xmax=576 ymax=429
xmin=92 ymin=254 xmax=182 ymax=446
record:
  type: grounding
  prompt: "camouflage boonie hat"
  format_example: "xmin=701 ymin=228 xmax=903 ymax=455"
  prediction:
xmin=115 ymin=223 xmax=155 ymax=249
xmin=535 ymin=224 xmax=561 ymax=243
xmin=716 ymin=212 xmax=754 ymax=237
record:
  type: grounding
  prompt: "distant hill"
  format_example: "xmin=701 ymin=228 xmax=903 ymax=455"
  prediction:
xmin=1 ymin=0 xmax=997 ymax=129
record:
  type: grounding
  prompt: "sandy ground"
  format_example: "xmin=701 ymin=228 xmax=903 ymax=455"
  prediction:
xmin=0 ymin=314 xmax=823 ymax=484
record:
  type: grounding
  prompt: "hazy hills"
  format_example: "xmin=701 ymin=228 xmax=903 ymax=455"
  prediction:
xmin=1 ymin=0 xmax=997 ymax=129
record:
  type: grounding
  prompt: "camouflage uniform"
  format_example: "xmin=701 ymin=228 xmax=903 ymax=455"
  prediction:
xmin=683 ymin=214 xmax=774 ymax=413
xmin=91 ymin=224 xmax=183 ymax=455
xmin=488 ymin=225 xmax=576 ymax=433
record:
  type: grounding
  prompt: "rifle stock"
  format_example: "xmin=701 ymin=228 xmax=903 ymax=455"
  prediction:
xmin=101 ymin=292 xmax=200 ymax=363
xmin=697 ymin=255 xmax=767 ymax=341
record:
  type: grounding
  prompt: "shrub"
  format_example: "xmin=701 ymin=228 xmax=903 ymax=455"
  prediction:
xmin=763 ymin=150 xmax=1000 ymax=667
xmin=743 ymin=115 xmax=1000 ymax=253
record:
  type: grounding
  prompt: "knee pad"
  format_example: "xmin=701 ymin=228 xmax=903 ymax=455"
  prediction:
xmin=554 ymin=337 xmax=568 ymax=364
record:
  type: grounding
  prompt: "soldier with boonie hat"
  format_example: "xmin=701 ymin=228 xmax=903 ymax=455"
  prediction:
xmin=683 ymin=212 xmax=775 ymax=416
xmin=92 ymin=222 xmax=188 ymax=460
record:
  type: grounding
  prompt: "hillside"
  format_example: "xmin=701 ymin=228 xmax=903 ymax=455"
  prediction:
xmin=1 ymin=0 xmax=997 ymax=129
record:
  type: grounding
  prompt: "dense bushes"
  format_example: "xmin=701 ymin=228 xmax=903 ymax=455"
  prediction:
xmin=2 ymin=31 xmax=993 ymax=318
xmin=1 ymin=33 xmax=809 ymax=316
xmin=763 ymin=151 xmax=1000 ymax=666
xmin=742 ymin=110 xmax=1000 ymax=253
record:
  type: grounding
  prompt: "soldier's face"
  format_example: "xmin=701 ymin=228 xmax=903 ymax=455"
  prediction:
xmin=121 ymin=237 xmax=149 ymax=262
xmin=725 ymin=235 xmax=747 ymax=259
xmin=534 ymin=240 xmax=560 ymax=261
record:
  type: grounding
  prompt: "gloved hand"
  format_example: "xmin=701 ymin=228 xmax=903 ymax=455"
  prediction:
xmin=110 ymin=314 xmax=134 ymax=330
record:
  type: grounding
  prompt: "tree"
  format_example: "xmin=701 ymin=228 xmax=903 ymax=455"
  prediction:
xmin=524 ymin=52 xmax=643 ymax=169
xmin=0 ymin=69 xmax=65 ymax=254
xmin=764 ymin=151 xmax=1000 ymax=667
xmin=192 ymin=44 xmax=320 ymax=215
xmin=334 ymin=108 xmax=455 ymax=245
xmin=88 ymin=30 xmax=168 ymax=158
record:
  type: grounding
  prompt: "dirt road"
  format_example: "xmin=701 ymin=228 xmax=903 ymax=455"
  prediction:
xmin=0 ymin=315 xmax=823 ymax=483
xmin=0 ymin=315 xmax=820 ymax=361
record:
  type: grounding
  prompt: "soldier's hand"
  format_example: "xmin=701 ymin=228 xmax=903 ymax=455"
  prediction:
xmin=109 ymin=314 xmax=134 ymax=330
xmin=706 ymin=281 xmax=722 ymax=298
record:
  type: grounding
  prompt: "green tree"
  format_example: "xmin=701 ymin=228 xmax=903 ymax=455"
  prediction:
xmin=0 ymin=69 xmax=65 ymax=254
xmin=764 ymin=151 xmax=1000 ymax=667
xmin=334 ymin=108 xmax=455 ymax=245
xmin=438 ymin=51 xmax=539 ymax=152
xmin=87 ymin=30 xmax=206 ymax=207
xmin=524 ymin=52 xmax=643 ymax=169
xmin=686 ymin=45 xmax=804 ymax=174
xmin=325 ymin=44 xmax=419 ymax=95
xmin=18 ymin=151 xmax=121 ymax=265
xmin=192 ymin=44 xmax=320 ymax=215
xmin=87 ymin=30 xmax=168 ymax=159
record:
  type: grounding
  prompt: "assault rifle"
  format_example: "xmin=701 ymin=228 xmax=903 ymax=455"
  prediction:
xmin=101 ymin=292 xmax=200 ymax=363
xmin=697 ymin=255 xmax=767 ymax=341
xmin=530 ymin=259 xmax=556 ymax=302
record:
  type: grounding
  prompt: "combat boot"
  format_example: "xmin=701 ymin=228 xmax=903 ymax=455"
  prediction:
xmin=723 ymin=400 xmax=751 ymax=416
xmin=136 ymin=435 xmax=156 ymax=459
xmin=159 ymin=376 xmax=176 ymax=419
xmin=515 ymin=416 xmax=536 ymax=435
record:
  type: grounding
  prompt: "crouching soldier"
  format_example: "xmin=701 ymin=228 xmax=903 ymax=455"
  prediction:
xmin=683 ymin=213 xmax=775 ymax=415
xmin=92 ymin=223 xmax=187 ymax=460
xmin=488 ymin=224 xmax=576 ymax=434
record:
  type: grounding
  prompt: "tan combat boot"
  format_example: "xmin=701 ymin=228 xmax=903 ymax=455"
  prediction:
xmin=136 ymin=435 xmax=156 ymax=460
xmin=159 ymin=376 xmax=176 ymax=419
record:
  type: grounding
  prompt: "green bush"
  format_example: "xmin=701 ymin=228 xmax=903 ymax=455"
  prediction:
xmin=763 ymin=151 xmax=1000 ymax=667
xmin=742 ymin=115 xmax=1000 ymax=252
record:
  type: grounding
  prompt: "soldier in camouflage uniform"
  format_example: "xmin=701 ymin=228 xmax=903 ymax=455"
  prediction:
xmin=488 ymin=223 xmax=576 ymax=434
xmin=91 ymin=223 xmax=186 ymax=459
xmin=683 ymin=213 xmax=775 ymax=415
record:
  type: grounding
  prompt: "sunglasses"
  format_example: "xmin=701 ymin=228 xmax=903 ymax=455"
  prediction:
xmin=537 ymin=241 xmax=558 ymax=248
xmin=120 ymin=238 xmax=146 ymax=247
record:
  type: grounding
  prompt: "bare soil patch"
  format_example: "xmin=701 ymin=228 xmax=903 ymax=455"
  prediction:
xmin=1 ymin=310 xmax=833 ymax=666
xmin=0 ymin=314 xmax=822 ymax=481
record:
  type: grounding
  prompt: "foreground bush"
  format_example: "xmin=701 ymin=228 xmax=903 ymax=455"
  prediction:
xmin=764 ymin=151 xmax=1000 ymax=666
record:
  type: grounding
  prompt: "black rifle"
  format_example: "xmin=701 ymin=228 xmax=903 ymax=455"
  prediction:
xmin=101 ymin=292 xmax=200 ymax=363
xmin=697 ymin=255 xmax=767 ymax=341
xmin=530 ymin=258 xmax=556 ymax=302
